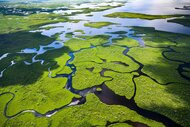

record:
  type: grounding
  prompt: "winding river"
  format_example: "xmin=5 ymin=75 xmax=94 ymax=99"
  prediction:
xmin=1 ymin=0 xmax=190 ymax=126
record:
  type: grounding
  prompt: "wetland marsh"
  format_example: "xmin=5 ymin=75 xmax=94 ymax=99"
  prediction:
xmin=0 ymin=0 xmax=190 ymax=127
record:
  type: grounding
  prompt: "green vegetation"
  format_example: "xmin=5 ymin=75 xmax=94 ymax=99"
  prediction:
xmin=113 ymin=37 xmax=139 ymax=47
xmin=166 ymin=47 xmax=190 ymax=63
xmin=71 ymin=6 xmax=122 ymax=16
xmin=0 ymin=93 xmax=13 ymax=127
xmin=104 ymin=12 xmax=183 ymax=20
xmin=168 ymin=17 xmax=190 ymax=27
xmin=65 ymin=32 xmax=74 ymax=38
xmin=5 ymin=113 xmax=49 ymax=127
xmin=0 ymin=46 xmax=77 ymax=118
xmin=0 ymin=1 xmax=190 ymax=126
xmin=105 ymin=72 xmax=134 ymax=98
xmin=48 ymin=94 xmax=164 ymax=127
xmin=1 ymin=30 xmax=190 ymax=126
xmin=36 ymin=47 xmax=73 ymax=76
xmin=132 ymin=26 xmax=190 ymax=63
xmin=7 ymin=84 xmax=75 ymax=115
xmin=71 ymin=45 xmax=139 ymax=89
xmin=129 ymin=26 xmax=190 ymax=126
xmin=107 ymin=31 xmax=127 ymax=34
xmin=135 ymin=76 xmax=190 ymax=127
xmin=70 ymin=27 xmax=189 ymax=126
xmin=0 ymin=31 xmax=55 ymax=79
xmin=64 ymin=35 xmax=110 ymax=51
xmin=74 ymin=30 xmax=85 ymax=34
xmin=84 ymin=22 xmax=114 ymax=28
xmin=0 ymin=13 xmax=69 ymax=34
xmin=0 ymin=31 xmax=54 ymax=55
xmin=128 ymin=46 xmax=189 ymax=84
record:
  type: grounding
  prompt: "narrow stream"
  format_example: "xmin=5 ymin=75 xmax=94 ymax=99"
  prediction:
xmin=1 ymin=0 xmax=190 ymax=126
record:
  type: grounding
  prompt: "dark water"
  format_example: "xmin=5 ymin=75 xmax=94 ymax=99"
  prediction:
xmin=0 ymin=0 xmax=190 ymax=126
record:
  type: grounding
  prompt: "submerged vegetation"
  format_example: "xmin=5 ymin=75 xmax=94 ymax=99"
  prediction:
xmin=0 ymin=0 xmax=190 ymax=127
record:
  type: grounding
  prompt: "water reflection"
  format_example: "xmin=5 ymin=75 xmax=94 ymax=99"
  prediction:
xmin=66 ymin=0 xmax=190 ymax=35
xmin=2 ymin=0 xmax=190 ymax=77
xmin=16 ymin=0 xmax=190 ymax=67
xmin=124 ymin=0 xmax=190 ymax=15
